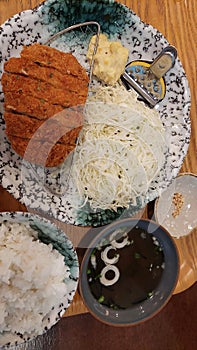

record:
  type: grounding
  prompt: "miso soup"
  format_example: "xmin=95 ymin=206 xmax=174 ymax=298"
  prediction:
xmin=87 ymin=226 xmax=165 ymax=309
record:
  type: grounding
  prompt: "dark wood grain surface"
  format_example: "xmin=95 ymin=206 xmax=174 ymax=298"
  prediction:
xmin=24 ymin=282 xmax=197 ymax=350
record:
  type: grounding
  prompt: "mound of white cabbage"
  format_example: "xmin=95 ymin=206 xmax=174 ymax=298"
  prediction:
xmin=72 ymin=84 xmax=166 ymax=211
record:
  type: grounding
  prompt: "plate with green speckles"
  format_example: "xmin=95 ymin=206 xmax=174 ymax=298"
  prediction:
xmin=0 ymin=0 xmax=191 ymax=227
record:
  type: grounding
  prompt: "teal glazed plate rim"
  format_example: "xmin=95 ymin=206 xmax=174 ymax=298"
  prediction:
xmin=0 ymin=0 xmax=191 ymax=227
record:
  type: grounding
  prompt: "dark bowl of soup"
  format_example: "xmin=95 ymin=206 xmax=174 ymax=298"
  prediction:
xmin=79 ymin=219 xmax=179 ymax=326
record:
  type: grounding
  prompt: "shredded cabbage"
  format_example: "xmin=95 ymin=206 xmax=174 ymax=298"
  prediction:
xmin=72 ymin=139 xmax=148 ymax=210
xmin=80 ymin=124 xmax=159 ymax=181
xmin=72 ymin=84 xmax=166 ymax=211
xmin=87 ymin=84 xmax=165 ymax=132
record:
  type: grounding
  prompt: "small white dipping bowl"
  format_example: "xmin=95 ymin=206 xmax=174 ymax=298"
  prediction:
xmin=155 ymin=173 xmax=197 ymax=238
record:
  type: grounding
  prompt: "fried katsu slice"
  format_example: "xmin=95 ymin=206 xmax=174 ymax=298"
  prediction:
xmin=4 ymin=92 xmax=64 ymax=120
xmin=21 ymin=43 xmax=89 ymax=82
xmin=4 ymin=111 xmax=83 ymax=145
xmin=2 ymin=43 xmax=89 ymax=167
xmin=2 ymin=73 xmax=87 ymax=107
xmin=9 ymin=135 xmax=76 ymax=167
xmin=4 ymin=57 xmax=88 ymax=96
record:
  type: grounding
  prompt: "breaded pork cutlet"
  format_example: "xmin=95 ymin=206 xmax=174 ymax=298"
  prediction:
xmin=4 ymin=92 xmax=64 ymax=120
xmin=21 ymin=43 xmax=89 ymax=81
xmin=4 ymin=57 xmax=89 ymax=96
xmin=4 ymin=111 xmax=83 ymax=145
xmin=2 ymin=74 xmax=87 ymax=107
xmin=10 ymin=135 xmax=76 ymax=167
xmin=2 ymin=43 xmax=89 ymax=167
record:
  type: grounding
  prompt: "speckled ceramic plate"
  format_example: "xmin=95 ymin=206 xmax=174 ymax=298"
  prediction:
xmin=0 ymin=211 xmax=79 ymax=348
xmin=0 ymin=0 xmax=191 ymax=226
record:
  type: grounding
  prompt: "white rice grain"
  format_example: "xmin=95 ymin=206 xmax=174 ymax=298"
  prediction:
xmin=0 ymin=221 xmax=70 ymax=336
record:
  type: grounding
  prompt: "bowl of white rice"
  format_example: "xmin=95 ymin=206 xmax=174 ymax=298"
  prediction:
xmin=0 ymin=211 xmax=79 ymax=348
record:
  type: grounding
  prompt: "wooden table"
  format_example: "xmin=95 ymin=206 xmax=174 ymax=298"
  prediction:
xmin=0 ymin=0 xmax=196 ymax=319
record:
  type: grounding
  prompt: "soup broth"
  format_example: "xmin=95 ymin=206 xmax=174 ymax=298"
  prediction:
xmin=87 ymin=226 xmax=165 ymax=309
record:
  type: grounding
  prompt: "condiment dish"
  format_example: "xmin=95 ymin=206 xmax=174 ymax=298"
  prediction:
xmin=154 ymin=173 xmax=197 ymax=238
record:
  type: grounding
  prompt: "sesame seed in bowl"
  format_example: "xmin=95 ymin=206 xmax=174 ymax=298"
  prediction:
xmin=155 ymin=173 xmax=197 ymax=238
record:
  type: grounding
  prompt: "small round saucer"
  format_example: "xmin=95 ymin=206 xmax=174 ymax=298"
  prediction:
xmin=155 ymin=173 xmax=197 ymax=238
